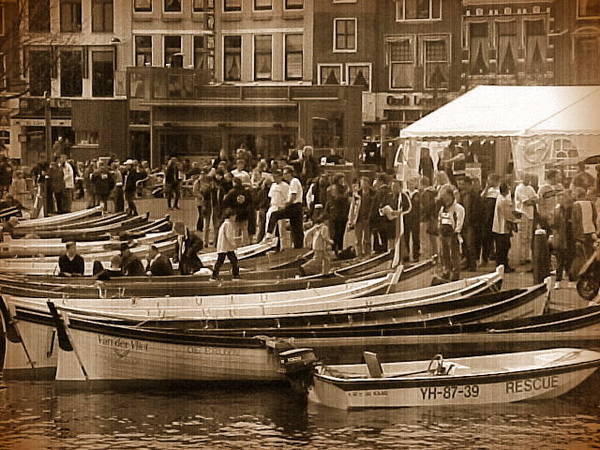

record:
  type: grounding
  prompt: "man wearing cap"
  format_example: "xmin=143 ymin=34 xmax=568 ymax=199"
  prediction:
xmin=145 ymin=244 xmax=174 ymax=276
xmin=120 ymin=242 xmax=145 ymax=276
xmin=58 ymin=242 xmax=85 ymax=277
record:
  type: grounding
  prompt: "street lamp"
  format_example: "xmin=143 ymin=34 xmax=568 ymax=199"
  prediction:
xmin=44 ymin=91 xmax=51 ymax=162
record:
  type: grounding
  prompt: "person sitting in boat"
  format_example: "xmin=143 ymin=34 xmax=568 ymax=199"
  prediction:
xmin=0 ymin=216 xmax=19 ymax=239
xmin=145 ymin=244 xmax=174 ymax=276
xmin=120 ymin=242 xmax=145 ymax=276
xmin=95 ymin=255 xmax=124 ymax=281
xmin=58 ymin=242 xmax=85 ymax=277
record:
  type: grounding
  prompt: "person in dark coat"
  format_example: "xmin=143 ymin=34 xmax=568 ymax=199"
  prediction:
xmin=403 ymin=177 xmax=421 ymax=262
xmin=145 ymin=245 xmax=174 ymax=276
xmin=300 ymin=145 xmax=320 ymax=184
xmin=120 ymin=243 xmax=145 ymax=276
xmin=180 ymin=230 xmax=205 ymax=275
xmin=91 ymin=165 xmax=115 ymax=211
xmin=165 ymin=157 xmax=182 ymax=210
xmin=47 ymin=161 xmax=65 ymax=214
xmin=123 ymin=160 xmax=145 ymax=215
xmin=95 ymin=255 xmax=124 ymax=280
xmin=58 ymin=242 xmax=85 ymax=277
xmin=324 ymin=174 xmax=350 ymax=255
xmin=370 ymin=175 xmax=395 ymax=253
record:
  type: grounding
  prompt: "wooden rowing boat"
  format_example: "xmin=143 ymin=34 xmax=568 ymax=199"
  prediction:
xmin=14 ymin=206 xmax=103 ymax=228
xmin=0 ymin=231 xmax=177 ymax=257
xmin=0 ymin=207 xmax=20 ymax=220
xmin=14 ymin=212 xmax=129 ymax=233
xmin=0 ymin=264 xmax=434 ymax=376
xmin=0 ymin=238 xmax=177 ymax=276
xmin=279 ymin=348 xmax=600 ymax=409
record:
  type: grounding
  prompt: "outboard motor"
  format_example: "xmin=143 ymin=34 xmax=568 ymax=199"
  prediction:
xmin=577 ymin=242 xmax=600 ymax=301
xmin=278 ymin=348 xmax=318 ymax=394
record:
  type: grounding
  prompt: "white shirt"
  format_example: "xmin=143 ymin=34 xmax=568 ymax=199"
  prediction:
xmin=287 ymin=177 xmax=303 ymax=204
xmin=268 ymin=181 xmax=289 ymax=209
xmin=231 ymin=169 xmax=251 ymax=185
xmin=514 ymin=183 xmax=537 ymax=220
xmin=63 ymin=163 xmax=75 ymax=189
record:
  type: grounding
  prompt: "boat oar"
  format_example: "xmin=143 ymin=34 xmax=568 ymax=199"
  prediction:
xmin=0 ymin=296 xmax=36 ymax=369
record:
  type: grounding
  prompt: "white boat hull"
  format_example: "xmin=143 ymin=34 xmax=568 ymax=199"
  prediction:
xmin=309 ymin=367 xmax=597 ymax=409
xmin=56 ymin=325 xmax=282 ymax=382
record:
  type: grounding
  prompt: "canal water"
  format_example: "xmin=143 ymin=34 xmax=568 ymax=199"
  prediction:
xmin=1 ymin=373 xmax=599 ymax=449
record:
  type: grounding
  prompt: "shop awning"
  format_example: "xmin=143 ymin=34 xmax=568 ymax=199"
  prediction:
xmin=400 ymin=85 xmax=600 ymax=139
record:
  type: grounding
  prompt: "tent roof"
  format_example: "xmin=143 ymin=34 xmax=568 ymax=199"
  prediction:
xmin=400 ymin=85 xmax=600 ymax=139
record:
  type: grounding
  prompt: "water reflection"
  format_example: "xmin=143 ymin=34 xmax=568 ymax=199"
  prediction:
xmin=1 ymin=373 xmax=599 ymax=449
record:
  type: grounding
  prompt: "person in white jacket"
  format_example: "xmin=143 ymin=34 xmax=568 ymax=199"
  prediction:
xmin=210 ymin=209 xmax=241 ymax=280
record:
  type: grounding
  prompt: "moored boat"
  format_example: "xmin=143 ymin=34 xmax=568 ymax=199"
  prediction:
xmin=280 ymin=348 xmax=600 ymax=409
xmin=13 ymin=206 xmax=103 ymax=229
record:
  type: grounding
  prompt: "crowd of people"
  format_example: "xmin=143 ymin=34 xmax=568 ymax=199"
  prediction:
xmin=2 ymin=143 xmax=600 ymax=284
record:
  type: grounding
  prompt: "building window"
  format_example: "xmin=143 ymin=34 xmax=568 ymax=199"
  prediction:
xmin=60 ymin=0 xmax=82 ymax=32
xmin=60 ymin=49 xmax=83 ymax=97
xmin=0 ymin=130 xmax=9 ymax=148
xmin=164 ymin=0 xmax=181 ymax=12
xmin=550 ymin=139 xmax=579 ymax=181
xmin=0 ymin=7 xmax=4 ymax=36
xmin=525 ymin=20 xmax=546 ymax=74
xmin=389 ymin=38 xmax=415 ymax=89
xmin=164 ymin=36 xmax=182 ymax=67
xmin=333 ymin=18 xmax=357 ymax=52
xmin=194 ymin=36 xmax=211 ymax=70
xmin=578 ymin=0 xmax=600 ymax=18
xmin=285 ymin=0 xmax=303 ymax=9
xmin=469 ymin=22 xmax=489 ymax=75
xmin=497 ymin=21 xmax=518 ymax=74
xmin=134 ymin=0 xmax=152 ymax=12
xmin=224 ymin=35 xmax=242 ymax=81
xmin=193 ymin=0 xmax=214 ymax=11
xmin=396 ymin=0 xmax=441 ymax=21
xmin=424 ymin=38 xmax=449 ymax=89
xmin=92 ymin=0 xmax=113 ymax=32
xmin=29 ymin=49 xmax=52 ymax=96
xmin=254 ymin=0 xmax=272 ymax=11
xmin=285 ymin=34 xmax=303 ymax=80
xmin=319 ymin=64 xmax=342 ymax=85
xmin=224 ymin=0 xmax=241 ymax=12
xmin=29 ymin=0 xmax=51 ymax=32
xmin=575 ymin=35 xmax=600 ymax=84
xmin=92 ymin=51 xmax=114 ymax=97
xmin=135 ymin=36 xmax=152 ymax=66
xmin=254 ymin=35 xmax=272 ymax=80
xmin=347 ymin=64 xmax=371 ymax=91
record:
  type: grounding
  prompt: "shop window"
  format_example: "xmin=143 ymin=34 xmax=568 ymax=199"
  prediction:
xmin=469 ymin=22 xmax=489 ymax=75
xmin=254 ymin=35 xmax=272 ymax=81
xmin=164 ymin=35 xmax=182 ymax=67
xmin=578 ymin=0 xmax=600 ymax=18
xmin=29 ymin=49 xmax=52 ymax=96
xmin=254 ymin=0 xmax=272 ymax=11
xmin=164 ymin=0 xmax=181 ymax=12
xmin=525 ymin=20 xmax=546 ymax=74
xmin=389 ymin=37 xmax=415 ymax=89
xmin=497 ymin=21 xmax=518 ymax=75
xmin=92 ymin=51 xmax=114 ymax=97
xmin=319 ymin=64 xmax=342 ymax=85
xmin=134 ymin=0 xmax=152 ymax=12
xmin=224 ymin=0 xmax=241 ymax=12
xmin=135 ymin=36 xmax=152 ymax=67
xmin=130 ymin=72 xmax=147 ymax=98
xmin=76 ymin=130 xmax=99 ymax=145
xmin=285 ymin=0 xmax=303 ymax=9
xmin=575 ymin=35 xmax=600 ymax=84
xmin=224 ymin=35 xmax=242 ymax=81
xmin=60 ymin=49 xmax=83 ymax=97
xmin=92 ymin=0 xmax=113 ymax=32
xmin=285 ymin=34 xmax=303 ymax=80
xmin=396 ymin=0 xmax=441 ymax=21
xmin=334 ymin=18 xmax=357 ymax=52
xmin=347 ymin=64 xmax=371 ymax=91
xmin=0 ymin=130 xmax=9 ymax=148
xmin=29 ymin=0 xmax=50 ymax=32
xmin=60 ymin=0 xmax=82 ymax=32
xmin=424 ymin=38 xmax=449 ymax=89
xmin=194 ymin=36 xmax=211 ymax=70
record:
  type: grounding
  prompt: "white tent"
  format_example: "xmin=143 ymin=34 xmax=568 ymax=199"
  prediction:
xmin=399 ymin=85 xmax=600 ymax=179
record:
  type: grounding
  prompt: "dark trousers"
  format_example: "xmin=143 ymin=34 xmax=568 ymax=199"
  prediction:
xmin=196 ymin=206 xmax=204 ymax=231
xmin=267 ymin=203 xmax=304 ymax=249
xmin=212 ymin=251 xmax=240 ymax=278
xmin=440 ymin=233 xmax=461 ymax=281
xmin=493 ymin=233 xmax=511 ymax=269
xmin=114 ymin=186 xmax=125 ymax=212
xmin=330 ymin=219 xmax=347 ymax=253
xmin=463 ymin=226 xmax=478 ymax=270
xmin=372 ymin=227 xmax=389 ymax=253
xmin=125 ymin=190 xmax=137 ymax=215
xmin=403 ymin=221 xmax=420 ymax=261
xmin=482 ymin=225 xmax=496 ymax=262
xmin=166 ymin=183 xmax=180 ymax=208
xmin=556 ymin=248 xmax=575 ymax=282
